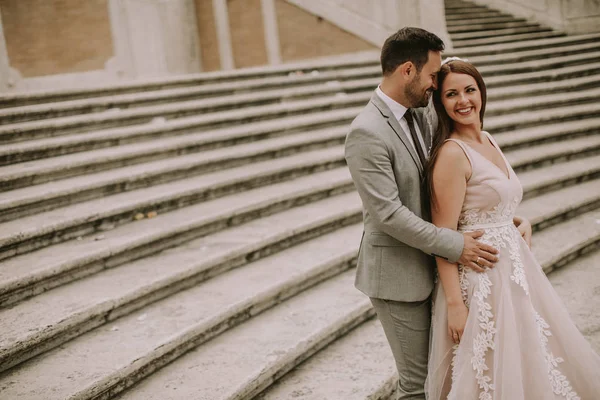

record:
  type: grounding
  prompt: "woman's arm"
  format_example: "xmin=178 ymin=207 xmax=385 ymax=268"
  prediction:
xmin=431 ymin=141 xmax=472 ymax=344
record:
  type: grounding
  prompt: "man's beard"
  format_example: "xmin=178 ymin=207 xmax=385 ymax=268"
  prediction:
xmin=405 ymin=77 xmax=431 ymax=108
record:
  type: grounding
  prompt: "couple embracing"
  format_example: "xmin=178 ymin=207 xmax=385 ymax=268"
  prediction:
xmin=345 ymin=27 xmax=600 ymax=399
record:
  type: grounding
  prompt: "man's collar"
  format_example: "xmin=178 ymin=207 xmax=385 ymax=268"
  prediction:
xmin=375 ymin=86 xmax=409 ymax=122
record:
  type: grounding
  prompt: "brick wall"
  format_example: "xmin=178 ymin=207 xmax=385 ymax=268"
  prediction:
xmin=228 ymin=0 xmax=268 ymax=68
xmin=0 ymin=0 xmax=114 ymax=78
xmin=274 ymin=0 xmax=376 ymax=63
xmin=194 ymin=0 xmax=221 ymax=71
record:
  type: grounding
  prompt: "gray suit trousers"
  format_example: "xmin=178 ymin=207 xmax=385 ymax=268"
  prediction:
xmin=370 ymin=297 xmax=431 ymax=400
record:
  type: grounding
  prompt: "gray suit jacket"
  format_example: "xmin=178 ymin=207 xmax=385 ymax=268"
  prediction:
xmin=345 ymin=92 xmax=464 ymax=302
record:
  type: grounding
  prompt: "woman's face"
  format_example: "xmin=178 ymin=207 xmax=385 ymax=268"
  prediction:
xmin=440 ymin=72 xmax=482 ymax=127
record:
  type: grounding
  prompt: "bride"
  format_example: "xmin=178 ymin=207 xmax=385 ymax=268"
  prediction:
xmin=424 ymin=58 xmax=600 ymax=399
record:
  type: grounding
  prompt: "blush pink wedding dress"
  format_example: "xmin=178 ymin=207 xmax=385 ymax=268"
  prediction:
xmin=425 ymin=131 xmax=600 ymax=400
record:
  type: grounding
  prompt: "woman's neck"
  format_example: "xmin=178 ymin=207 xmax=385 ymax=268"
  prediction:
xmin=451 ymin=123 xmax=482 ymax=143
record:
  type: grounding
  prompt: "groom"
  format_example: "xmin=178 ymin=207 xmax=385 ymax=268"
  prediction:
xmin=345 ymin=27 xmax=511 ymax=399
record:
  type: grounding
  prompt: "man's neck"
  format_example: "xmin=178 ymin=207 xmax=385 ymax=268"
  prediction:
xmin=379 ymin=79 xmax=411 ymax=109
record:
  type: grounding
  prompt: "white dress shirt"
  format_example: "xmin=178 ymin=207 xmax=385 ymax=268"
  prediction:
xmin=375 ymin=86 xmax=428 ymax=157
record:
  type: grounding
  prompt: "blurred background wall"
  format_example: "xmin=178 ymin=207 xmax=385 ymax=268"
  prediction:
xmin=0 ymin=0 xmax=597 ymax=92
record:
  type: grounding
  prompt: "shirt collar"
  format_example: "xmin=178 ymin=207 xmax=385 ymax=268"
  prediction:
xmin=375 ymin=86 xmax=409 ymax=122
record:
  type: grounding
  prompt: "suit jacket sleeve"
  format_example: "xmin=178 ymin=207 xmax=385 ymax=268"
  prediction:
xmin=345 ymin=126 xmax=463 ymax=263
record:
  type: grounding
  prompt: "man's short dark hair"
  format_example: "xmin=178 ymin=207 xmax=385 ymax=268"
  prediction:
xmin=380 ymin=27 xmax=445 ymax=76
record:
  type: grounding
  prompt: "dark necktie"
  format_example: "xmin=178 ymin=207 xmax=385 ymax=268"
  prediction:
xmin=403 ymin=109 xmax=427 ymax=168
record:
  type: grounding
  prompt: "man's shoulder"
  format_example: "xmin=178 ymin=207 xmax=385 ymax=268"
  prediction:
xmin=350 ymin=100 xmax=386 ymax=132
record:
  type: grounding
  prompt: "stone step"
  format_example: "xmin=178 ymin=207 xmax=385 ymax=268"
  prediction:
xmin=548 ymin=250 xmax=600 ymax=352
xmin=505 ymin=135 xmax=600 ymax=172
xmin=3 ymin=202 xmax=598 ymax=399
xmin=4 ymin=41 xmax=600 ymax=127
xmin=0 ymin=30 xmax=596 ymax=114
xmin=0 ymin=165 xmax=355 ymax=306
xmin=0 ymin=89 xmax=369 ymax=145
xmin=2 ymin=73 xmax=597 ymax=178
xmin=488 ymin=74 xmax=600 ymax=101
xmin=1 ymin=36 xmax=599 ymax=130
xmin=3 ymin=50 xmax=598 ymax=145
xmin=446 ymin=15 xmax=525 ymax=27
xmin=446 ymin=11 xmax=507 ymax=21
xmin=445 ymin=2 xmax=489 ymax=10
xmin=495 ymin=118 xmax=600 ymax=150
xmin=0 ymin=126 xmax=348 ymax=221
xmin=485 ymin=102 xmax=600 ymax=134
xmin=0 ymin=230 xmax=370 ymax=400
xmin=453 ymin=33 xmax=600 ymax=56
xmin=0 ymin=102 xmax=597 ymax=228
xmin=0 ymin=106 xmax=359 ymax=170
xmin=253 ymin=318 xmax=396 ymax=400
xmin=250 ymin=219 xmax=600 ymax=400
xmin=445 ymin=8 xmax=503 ymax=18
xmin=451 ymin=25 xmax=554 ymax=42
xmin=533 ymin=210 xmax=600 ymax=274
xmin=453 ymin=31 xmax=566 ymax=48
xmin=484 ymin=62 xmax=600 ymax=89
xmin=0 ymin=194 xmax=362 ymax=373
xmin=0 ymin=116 xmax=595 ymax=261
xmin=1 ymin=141 xmax=597 ymax=308
xmin=518 ymin=155 xmax=600 ymax=199
xmin=487 ymin=86 xmax=600 ymax=117
xmin=517 ymin=179 xmax=600 ymax=232
xmin=3 ymin=170 xmax=597 ymax=380
xmin=448 ymin=21 xmax=542 ymax=34
xmin=0 ymin=50 xmax=381 ymax=109
xmin=2 ymin=61 xmax=598 ymax=154
xmin=104 ymin=209 xmax=600 ymax=400
xmin=0 ymin=79 xmax=370 ymax=125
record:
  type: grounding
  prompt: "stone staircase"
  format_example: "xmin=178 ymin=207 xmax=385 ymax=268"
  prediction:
xmin=0 ymin=0 xmax=599 ymax=398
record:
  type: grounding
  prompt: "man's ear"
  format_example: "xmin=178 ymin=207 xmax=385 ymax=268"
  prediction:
xmin=396 ymin=61 xmax=415 ymax=80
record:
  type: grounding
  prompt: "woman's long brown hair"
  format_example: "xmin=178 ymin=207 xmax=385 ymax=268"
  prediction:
xmin=426 ymin=60 xmax=488 ymax=209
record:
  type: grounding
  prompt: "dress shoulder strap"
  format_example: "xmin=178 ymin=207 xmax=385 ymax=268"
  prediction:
xmin=444 ymin=138 xmax=474 ymax=169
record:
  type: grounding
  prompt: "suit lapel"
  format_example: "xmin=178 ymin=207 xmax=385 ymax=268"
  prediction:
xmin=370 ymin=93 xmax=424 ymax=174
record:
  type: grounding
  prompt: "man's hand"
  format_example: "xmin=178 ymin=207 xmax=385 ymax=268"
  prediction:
xmin=513 ymin=215 xmax=532 ymax=248
xmin=458 ymin=231 xmax=499 ymax=273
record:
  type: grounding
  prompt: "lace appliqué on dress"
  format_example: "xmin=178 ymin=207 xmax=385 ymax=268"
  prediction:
xmin=458 ymin=197 xmax=519 ymax=229
xmin=471 ymin=273 xmax=496 ymax=400
xmin=534 ymin=312 xmax=581 ymax=400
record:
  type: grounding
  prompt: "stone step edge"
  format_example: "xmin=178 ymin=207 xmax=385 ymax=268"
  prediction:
xmin=450 ymin=26 xmax=553 ymax=41
xmin=112 ymin=223 xmax=599 ymax=400
xmin=2 ymin=144 xmax=598 ymax=292
xmin=237 ymin=229 xmax=600 ymax=400
xmin=509 ymin=136 xmax=600 ymax=172
xmin=448 ymin=22 xmax=546 ymax=34
xmin=522 ymin=164 xmax=600 ymax=200
xmin=0 ymin=231 xmax=360 ymax=374
xmin=0 ymin=173 xmax=356 ymax=305
xmin=4 ymin=71 xmax=600 ymax=168
xmin=0 ymin=126 xmax=348 ymax=214
xmin=3 ymin=66 xmax=598 ymax=168
xmin=0 ymin=106 xmax=357 ymax=175
xmin=4 ymin=119 xmax=598 ymax=223
xmin=0 ymin=150 xmax=349 ymax=259
xmin=1 ymin=128 xmax=594 ymax=260
xmin=79 ymin=297 xmax=374 ymax=400
xmin=225 ymin=304 xmax=374 ymax=400
xmin=452 ymin=31 xmax=566 ymax=48
xmin=4 ymin=41 xmax=600 ymax=125
xmin=2 ymin=64 xmax=599 ymax=148
xmin=2 ymin=31 xmax=598 ymax=109
xmin=0 ymin=50 xmax=381 ymax=109
xmin=3 ymin=175 xmax=599 ymax=374
xmin=2 ymin=50 xmax=599 ymax=141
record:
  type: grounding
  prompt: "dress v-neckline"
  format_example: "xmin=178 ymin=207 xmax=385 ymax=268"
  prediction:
xmin=456 ymin=135 xmax=511 ymax=181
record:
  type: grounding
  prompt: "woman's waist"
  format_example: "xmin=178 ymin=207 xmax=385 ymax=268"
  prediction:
xmin=458 ymin=218 xmax=514 ymax=232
